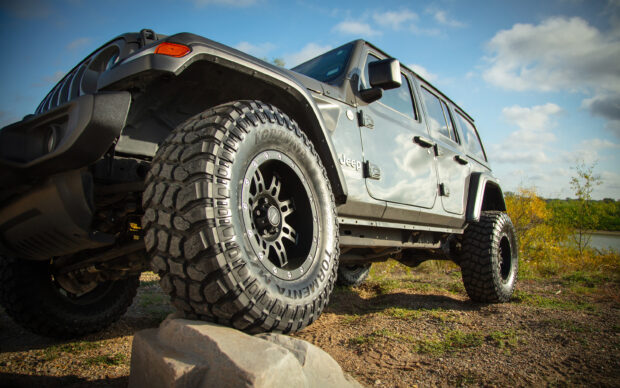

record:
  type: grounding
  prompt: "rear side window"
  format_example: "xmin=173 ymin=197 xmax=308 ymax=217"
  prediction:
xmin=364 ymin=55 xmax=417 ymax=120
xmin=420 ymin=87 xmax=457 ymax=142
xmin=455 ymin=111 xmax=486 ymax=161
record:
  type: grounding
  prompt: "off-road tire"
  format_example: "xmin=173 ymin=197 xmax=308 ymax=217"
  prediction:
xmin=142 ymin=100 xmax=339 ymax=333
xmin=0 ymin=255 xmax=139 ymax=339
xmin=460 ymin=211 xmax=518 ymax=302
xmin=337 ymin=264 xmax=371 ymax=287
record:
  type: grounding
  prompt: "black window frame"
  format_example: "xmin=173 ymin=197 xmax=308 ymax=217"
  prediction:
xmin=420 ymin=85 xmax=459 ymax=144
xmin=362 ymin=53 xmax=419 ymax=121
xmin=454 ymin=109 xmax=488 ymax=162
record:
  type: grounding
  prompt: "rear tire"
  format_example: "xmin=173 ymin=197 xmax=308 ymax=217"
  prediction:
xmin=142 ymin=100 xmax=339 ymax=333
xmin=337 ymin=264 xmax=371 ymax=287
xmin=460 ymin=211 xmax=518 ymax=303
xmin=0 ymin=255 xmax=139 ymax=339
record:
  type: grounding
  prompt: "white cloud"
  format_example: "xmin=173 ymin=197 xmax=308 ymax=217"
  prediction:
xmin=502 ymin=103 xmax=562 ymax=133
xmin=489 ymin=103 xmax=562 ymax=167
xmin=284 ymin=43 xmax=332 ymax=67
xmin=483 ymin=17 xmax=620 ymax=93
xmin=372 ymin=10 xmax=418 ymax=30
xmin=430 ymin=9 xmax=466 ymax=28
xmin=493 ymin=150 xmax=551 ymax=164
xmin=66 ymin=37 xmax=91 ymax=51
xmin=407 ymin=64 xmax=437 ymax=82
xmin=190 ymin=0 xmax=257 ymax=6
xmin=579 ymin=138 xmax=620 ymax=149
xmin=332 ymin=21 xmax=381 ymax=37
xmin=234 ymin=41 xmax=276 ymax=58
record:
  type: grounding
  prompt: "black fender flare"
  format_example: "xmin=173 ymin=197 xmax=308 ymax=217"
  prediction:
xmin=465 ymin=172 xmax=507 ymax=223
xmin=98 ymin=33 xmax=348 ymax=203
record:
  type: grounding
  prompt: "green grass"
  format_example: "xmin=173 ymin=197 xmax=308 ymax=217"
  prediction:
xmin=381 ymin=307 xmax=459 ymax=323
xmin=382 ymin=307 xmax=423 ymax=320
xmin=560 ymin=271 xmax=608 ymax=287
xmin=138 ymin=289 xmax=174 ymax=321
xmin=84 ymin=353 xmax=127 ymax=366
xmin=340 ymin=314 xmax=368 ymax=325
xmin=488 ymin=329 xmax=519 ymax=349
xmin=513 ymin=291 xmax=597 ymax=312
xmin=543 ymin=319 xmax=595 ymax=333
xmin=414 ymin=330 xmax=484 ymax=355
xmin=43 ymin=341 xmax=102 ymax=361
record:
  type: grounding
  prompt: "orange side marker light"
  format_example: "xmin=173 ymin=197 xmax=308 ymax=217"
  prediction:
xmin=155 ymin=42 xmax=191 ymax=58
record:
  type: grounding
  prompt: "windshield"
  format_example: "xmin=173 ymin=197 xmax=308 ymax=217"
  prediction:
xmin=291 ymin=43 xmax=353 ymax=83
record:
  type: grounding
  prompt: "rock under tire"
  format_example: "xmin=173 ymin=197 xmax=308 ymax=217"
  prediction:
xmin=0 ymin=255 xmax=139 ymax=339
xmin=142 ymin=100 xmax=339 ymax=334
xmin=460 ymin=211 xmax=518 ymax=303
xmin=336 ymin=264 xmax=371 ymax=287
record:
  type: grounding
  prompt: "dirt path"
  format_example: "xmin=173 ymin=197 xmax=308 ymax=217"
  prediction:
xmin=1 ymin=266 xmax=619 ymax=387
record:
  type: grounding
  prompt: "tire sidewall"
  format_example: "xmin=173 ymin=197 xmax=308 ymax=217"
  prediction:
xmin=493 ymin=215 xmax=518 ymax=299
xmin=227 ymin=121 xmax=337 ymax=305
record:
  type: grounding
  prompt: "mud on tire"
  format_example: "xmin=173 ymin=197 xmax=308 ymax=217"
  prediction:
xmin=0 ymin=255 xmax=139 ymax=339
xmin=142 ymin=100 xmax=339 ymax=333
xmin=460 ymin=211 xmax=518 ymax=303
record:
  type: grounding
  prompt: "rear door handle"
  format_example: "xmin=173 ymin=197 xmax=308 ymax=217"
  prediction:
xmin=413 ymin=136 xmax=435 ymax=148
xmin=454 ymin=155 xmax=469 ymax=165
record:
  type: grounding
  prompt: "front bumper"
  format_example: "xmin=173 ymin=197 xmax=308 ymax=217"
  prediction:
xmin=0 ymin=91 xmax=131 ymax=189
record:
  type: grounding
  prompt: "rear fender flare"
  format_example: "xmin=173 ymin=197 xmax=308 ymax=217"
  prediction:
xmin=466 ymin=172 xmax=506 ymax=223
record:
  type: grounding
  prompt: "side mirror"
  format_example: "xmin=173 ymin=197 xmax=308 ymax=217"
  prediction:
xmin=359 ymin=58 xmax=401 ymax=103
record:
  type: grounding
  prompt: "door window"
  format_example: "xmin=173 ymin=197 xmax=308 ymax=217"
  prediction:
xmin=455 ymin=111 xmax=487 ymax=161
xmin=420 ymin=87 xmax=458 ymax=143
xmin=364 ymin=55 xmax=417 ymax=120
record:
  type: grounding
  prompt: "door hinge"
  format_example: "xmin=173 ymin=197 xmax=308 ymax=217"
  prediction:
xmin=358 ymin=110 xmax=374 ymax=129
xmin=364 ymin=161 xmax=381 ymax=180
xmin=439 ymin=183 xmax=450 ymax=197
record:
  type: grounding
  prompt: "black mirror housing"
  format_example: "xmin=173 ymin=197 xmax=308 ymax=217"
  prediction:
xmin=359 ymin=87 xmax=383 ymax=103
xmin=368 ymin=58 xmax=401 ymax=90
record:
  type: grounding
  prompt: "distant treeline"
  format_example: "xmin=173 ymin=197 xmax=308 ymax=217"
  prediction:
xmin=546 ymin=198 xmax=620 ymax=232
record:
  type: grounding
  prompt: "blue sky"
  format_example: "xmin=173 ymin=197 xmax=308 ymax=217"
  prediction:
xmin=1 ymin=0 xmax=619 ymax=199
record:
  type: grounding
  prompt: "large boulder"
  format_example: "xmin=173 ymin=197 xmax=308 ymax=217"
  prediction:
xmin=129 ymin=317 xmax=362 ymax=388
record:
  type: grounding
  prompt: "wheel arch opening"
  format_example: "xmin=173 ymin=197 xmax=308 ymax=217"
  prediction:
xmin=481 ymin=181 xmax=506 ymax=212
xmin=115 ymin=60 xmax=346 ymax=203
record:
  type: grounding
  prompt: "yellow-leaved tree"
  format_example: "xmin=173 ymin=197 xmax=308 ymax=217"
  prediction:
xmin=505 ymin=188 xmax=570 ymax=275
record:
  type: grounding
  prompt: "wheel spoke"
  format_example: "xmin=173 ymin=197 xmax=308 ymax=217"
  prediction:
xmin=251 ymin=168 xmax=265 ymax=195
xmin=280 ymin=224 xmax=297 ymax=244
xmin=268 ymin=175 xmax=281 ymax=199
xmin=279 ymin=199 xmax=294 ymax=217
xmin=272 ymin=241 xmax=288 ymax=267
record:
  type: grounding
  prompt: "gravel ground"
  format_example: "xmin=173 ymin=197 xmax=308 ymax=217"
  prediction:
xmin=0 ymin=266 xmax=618 ymax=387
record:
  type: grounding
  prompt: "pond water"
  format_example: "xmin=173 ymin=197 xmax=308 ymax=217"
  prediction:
xmin=586 ymin=232 xmax=620 ymax=252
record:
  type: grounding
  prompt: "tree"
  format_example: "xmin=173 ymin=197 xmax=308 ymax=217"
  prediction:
xmin=505 ymin=188 xmax=567 ymax=265
xmin=568 ymin=161 xmax=602 ymax=255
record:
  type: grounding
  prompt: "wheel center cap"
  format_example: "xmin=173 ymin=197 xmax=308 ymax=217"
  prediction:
xmin=267 ymin=206 xmax=280 ymax=226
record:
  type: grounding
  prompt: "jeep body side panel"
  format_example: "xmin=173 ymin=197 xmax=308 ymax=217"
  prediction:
xmin=357 ymin=46 xmax=439 ymax=212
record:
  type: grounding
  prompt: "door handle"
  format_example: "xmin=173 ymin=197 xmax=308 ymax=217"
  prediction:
xmin=454 ymin=155 xmax=469 ymax=165
xmin=413 ymin=136 xmax=434 ymax=148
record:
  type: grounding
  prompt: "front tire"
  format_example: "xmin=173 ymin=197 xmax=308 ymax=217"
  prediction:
xmin=0 ymin=255 xmax=139 ymax=339
xmin=460 ymin=211 xmax=518 ymax=302
xmin=142 ymin=100 xmax=339 ymax=333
